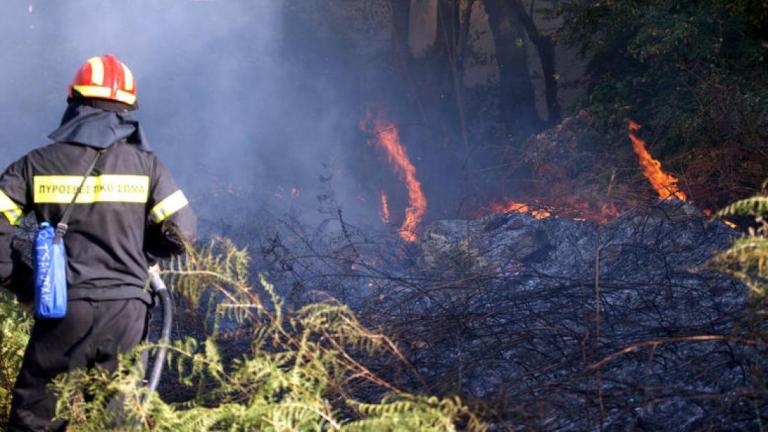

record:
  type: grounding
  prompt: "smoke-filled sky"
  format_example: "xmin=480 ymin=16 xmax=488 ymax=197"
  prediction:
xmin=0 ymin=0 xmax=389 ymax=228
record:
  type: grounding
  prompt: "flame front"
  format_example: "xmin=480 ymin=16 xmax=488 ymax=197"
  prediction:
xmin=477 ymin=119 xmax=685 ymax=222
xmin=363 ymin=112 xmax=427 ymax=242
xmin=380 ymin=191 xmax=391 ymax=224
xmin=628 ymin=121 xmax=687 ymax=201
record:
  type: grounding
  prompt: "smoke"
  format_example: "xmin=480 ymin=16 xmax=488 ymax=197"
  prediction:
xmin=0 ymin=0 xmax=381 ymax=230
xmin=0 ymin=0 xmax=540 ymax=237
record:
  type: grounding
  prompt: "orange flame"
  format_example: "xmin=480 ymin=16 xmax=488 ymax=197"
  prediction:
xmin=628 ymin=121 xmax=687 ymax=201
xmin=490 ymin=200 xmax=551 ymax=220
xmin=481 ymin=197 xmax=619 ymax=224
xmin=363 ymin=112 xmax=427 ymax=242
xmin=380 ymin=191 xmax=391 ymax=224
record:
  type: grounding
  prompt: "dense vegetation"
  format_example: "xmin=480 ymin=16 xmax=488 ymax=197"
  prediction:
xmin=0 ymin=293 xmax=29 ymax=426
xmin=559 ymin=0 xmax=767 ymax=148
xmin=556 ymin=0 xmax=768 ymax=204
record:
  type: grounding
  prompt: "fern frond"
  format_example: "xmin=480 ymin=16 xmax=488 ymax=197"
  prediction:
xmin=716 ymin=196 xmax=768 ymax=218
xmin=708 ymin=236 xmax=768 ymax=295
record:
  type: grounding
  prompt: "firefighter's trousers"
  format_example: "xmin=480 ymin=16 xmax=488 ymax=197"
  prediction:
xmin=8 ymin=298 xmax=148 ymax=431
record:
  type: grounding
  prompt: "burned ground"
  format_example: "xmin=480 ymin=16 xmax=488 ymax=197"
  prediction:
xmin=163 ymin=198 xmax=767 ymax=431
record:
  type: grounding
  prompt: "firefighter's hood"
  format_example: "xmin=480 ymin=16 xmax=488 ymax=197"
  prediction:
xmin=48 ymin=103 xmax=149 ymax=150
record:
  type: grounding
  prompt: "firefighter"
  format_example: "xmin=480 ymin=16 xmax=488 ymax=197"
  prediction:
xmin=0 ymin=54 xmax=197 ymax=431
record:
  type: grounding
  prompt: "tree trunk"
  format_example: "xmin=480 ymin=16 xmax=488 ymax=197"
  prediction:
xmin=483 ymin=0 xmax=540 ymax=134
xmin=436 ymin=0 xmax=470 ymax=152
xmin=507 ymin=0 xmax=561 ymax=123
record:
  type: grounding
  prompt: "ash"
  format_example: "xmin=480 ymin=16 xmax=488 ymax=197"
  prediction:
xmin=232 ymin=199 xmax=766 ymax=430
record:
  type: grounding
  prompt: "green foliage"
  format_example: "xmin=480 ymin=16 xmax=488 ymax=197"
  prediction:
xmin=557 ymin=0 xmax=768 ymax=156
xmin=50 ymin=239 xmax=485 ymax=431
xmin=708 ymin=193 xmax=768 ymax=296
xmin=344 ymin=395 xmax=486 ymax=432
xmin=0 ymin=292 xmax=31 ymax=428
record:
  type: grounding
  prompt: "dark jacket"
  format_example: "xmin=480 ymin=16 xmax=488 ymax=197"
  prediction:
xmin=0 ymin=103 xmax=196 ymax=304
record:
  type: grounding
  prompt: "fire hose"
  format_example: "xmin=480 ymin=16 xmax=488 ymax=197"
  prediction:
xmin=146 ymin=267 xmax=172 ymax=393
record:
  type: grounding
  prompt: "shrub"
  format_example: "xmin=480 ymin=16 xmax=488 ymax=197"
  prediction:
xmin=556 ymin=0 xmax=768 ymax=159
xmin=49 ymin=239 xmax=485 ymax=431
xmin=0 ymin=293 xmax=31 ymax=428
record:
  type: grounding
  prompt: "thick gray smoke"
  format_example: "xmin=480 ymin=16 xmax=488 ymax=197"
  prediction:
xmin=0 ymin=0 xmax=377 ymax=231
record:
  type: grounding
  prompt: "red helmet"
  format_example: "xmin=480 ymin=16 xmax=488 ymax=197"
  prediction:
xmin=68 ymin=54 xmax=136 ymax=107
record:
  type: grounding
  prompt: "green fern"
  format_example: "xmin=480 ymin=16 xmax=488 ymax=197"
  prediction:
xmin=344 ymin=395 xmax=482 ymax=432
xmin=708 ymin=192 xmax=768 ymax=297
xmin=48 ymin=238 xmax=485 ymax=431
xmin=716 ymin=195 xmax=768 ymax=221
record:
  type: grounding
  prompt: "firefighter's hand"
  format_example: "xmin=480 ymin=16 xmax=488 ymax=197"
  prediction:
xmin=19 ymin=302 xmax=32 ymax=316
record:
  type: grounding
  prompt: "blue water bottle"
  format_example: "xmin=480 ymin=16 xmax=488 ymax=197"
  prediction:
xmin=34 ymin=222 xmax=67 ymax=318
